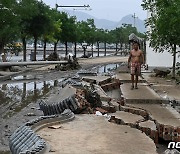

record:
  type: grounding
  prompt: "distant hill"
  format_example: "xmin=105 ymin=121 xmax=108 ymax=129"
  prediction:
xmin=62 ymin=10 xmax=146 ymax=33
xmin=116 ymin=14 xmax=146 ymax=33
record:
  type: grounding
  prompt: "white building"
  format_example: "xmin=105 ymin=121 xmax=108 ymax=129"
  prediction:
xmin=146 ymin=41 xmax=180 ymax=67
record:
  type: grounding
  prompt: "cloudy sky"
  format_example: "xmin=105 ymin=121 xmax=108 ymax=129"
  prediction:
xmin=42 ymin=0 xmax=147 ymax=21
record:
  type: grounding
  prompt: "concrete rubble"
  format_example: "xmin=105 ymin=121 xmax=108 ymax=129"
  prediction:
xmin=40 ymin=72 xmax=180 ymax=144
xmin=8 ymin=60 xmax=180 ymax=154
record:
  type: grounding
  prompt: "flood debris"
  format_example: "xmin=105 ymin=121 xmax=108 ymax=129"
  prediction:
xmin=55 ymin=58 xmax=80 ymax=71
xmin=46 ymin=52 xmax=60 ymax=61
xmin=153 ymin=68 xmax=171 ymax=77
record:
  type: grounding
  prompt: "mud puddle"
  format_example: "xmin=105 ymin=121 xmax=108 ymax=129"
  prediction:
xmin=97 ymin=63 xmax=121 ymax=73
xmin=0 ymin=78 xmax=64 ymax=119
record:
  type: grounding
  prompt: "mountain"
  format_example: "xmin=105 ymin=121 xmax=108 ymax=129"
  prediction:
xmin=64 ymin=10 xmax=117 ymax=30
xmin=62 ymin=10 xmax=146 ymax=33
xmin=116 ymin=14 xmax=146 ymax=33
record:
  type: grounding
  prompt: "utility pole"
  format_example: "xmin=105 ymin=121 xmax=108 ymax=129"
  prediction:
xmin=132 ymin=13 xmax=138 ymax=28
xmin=55 ymin=4 xmax=90 ymax=11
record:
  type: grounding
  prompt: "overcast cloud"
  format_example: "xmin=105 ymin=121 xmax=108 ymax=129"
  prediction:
xmin=42 ymin=0 xmax=147 ymax=21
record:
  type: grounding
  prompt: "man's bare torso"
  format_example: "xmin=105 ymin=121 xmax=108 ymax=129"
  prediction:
xmin=130 ymin=49 xmax=142 ymax=63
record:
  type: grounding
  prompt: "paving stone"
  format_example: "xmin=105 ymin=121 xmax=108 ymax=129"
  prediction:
xmin=111 ymin=111 xmax=144 ymax=124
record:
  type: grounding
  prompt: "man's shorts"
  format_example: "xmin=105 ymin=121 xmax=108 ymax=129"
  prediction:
xmin=131 ymin=62 xmax=141 ymax=76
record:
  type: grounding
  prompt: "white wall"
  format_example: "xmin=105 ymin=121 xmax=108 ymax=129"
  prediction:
xmin=146 ymin=41 xmax=180 ymax=67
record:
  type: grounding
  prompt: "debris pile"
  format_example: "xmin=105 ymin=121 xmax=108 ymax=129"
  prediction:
xmin=46 ymin=52 xmax=60 ymax=61
xmin=39 ymin=84 xmax=103 ymax=115
xmin=38 ymin=69 xmax=180 ymax=146
xmin=55 ymin=58 xmax=80 ymax=71
xmin=153 ymin=68 xmax=170 ymax=77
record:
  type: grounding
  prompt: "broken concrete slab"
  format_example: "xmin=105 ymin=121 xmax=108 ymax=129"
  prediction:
xmin=106 ymin=89 xmax=122 ymax=99
xmin=101 ymin=101 xmax=116 ymax=113
xmin=131 ymin=104 xmax=180 ymax=128
xmin=115 ymin=73 xmax=146 ymax=83
xmin=139 ymin=120 xmax=157 ymax=131
xmin=84 ymin=76 xmax=111 ymax=85
xmin=48 ymin=85 xmax=76 ymax=103
xmin=100 ymin=79 xmax=121 ymax=92
xmin=93 ymin=84 xmax=111 ymax=101
xmin=0 ymin=71 xmax=17 ymax=76
xmin=82 ymin=75 xmax=112 ymax=85
xmin=37 ymin=114 xmax=157 ymax=154
xmin=111 ymin=111 xmax=144 ymax=124
xmin=121 ymin=83 xmax=168 ymax=104
xmin=109 ymin=110 xmax=159 ymax=143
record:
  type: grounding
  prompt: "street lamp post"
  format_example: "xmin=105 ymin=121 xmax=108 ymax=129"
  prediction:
xmin=132 ymin=13 xmax=138 ymax=28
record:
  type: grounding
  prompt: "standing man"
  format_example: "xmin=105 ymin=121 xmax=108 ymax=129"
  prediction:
xmin=128 ymin=42 xmax=144 ymax=90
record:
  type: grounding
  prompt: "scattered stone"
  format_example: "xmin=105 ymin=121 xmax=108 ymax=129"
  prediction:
xmin=48 ymin=124 xmax=62 ymax=129
xmin=111 ymin=111 xmax=144 ymax=125
xmin=95 ymin=107 xmax=108 ymax=114
xmin=26 ymin=112 xmax=36 ymax=116
xmin=153 ymin=68 xmax=171 ymax=77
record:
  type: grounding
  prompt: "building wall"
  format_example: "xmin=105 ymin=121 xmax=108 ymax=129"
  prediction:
xmin=146 ymin=41 xmax=180 ymax=67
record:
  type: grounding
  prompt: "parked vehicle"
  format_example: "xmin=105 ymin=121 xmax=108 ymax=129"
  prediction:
xmin=46 ymin=44 xmax=54 ymax=48
xmin=87 ymin=45 xmax=97 ymax=49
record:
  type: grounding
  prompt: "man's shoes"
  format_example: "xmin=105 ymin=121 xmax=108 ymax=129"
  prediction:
xmin=131 ymin=85 xmax=134 ymax=90
xmin=135 ymin=86 xmax=138 ymax=89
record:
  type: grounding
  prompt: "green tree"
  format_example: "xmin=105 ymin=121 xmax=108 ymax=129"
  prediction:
xmin=59 ymin=12 xmax=76 ymax=55
xmin=27 ymin=1 xmax=51 ymax=61
xmin=94 ymin=28 xmax=104 ymax=56
xmin=87 ymin=19 xmax=96 ymax=57
xmin=41 ymin=8 xmax=61 ymax=60
xmin=70 ymin=17 xmax=79 ymax=57
xmin=47 ymin=9 xmax=62 ymax=54
xmin=142 ymin=0 xmax=180 ymax=78
xmin=17 ymin=0 xmax=39 ymax=61
xmin=78 ymin=19 xmax=96 ymax=57
xmin=0 ymin=0 xmax=19 ymax=58
xmin=101 ymin=29 xmax=109 ymax=56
